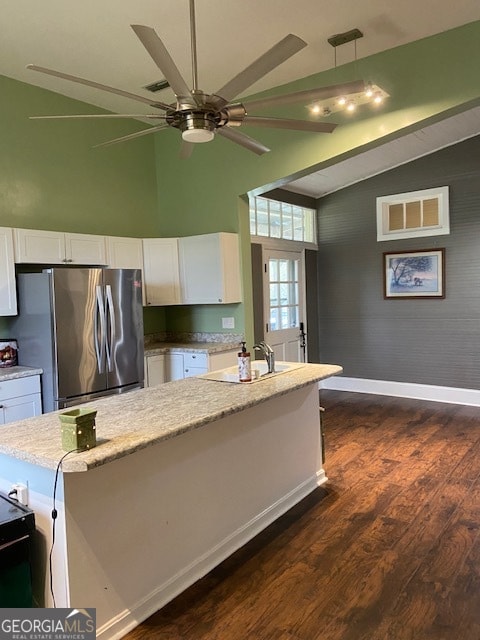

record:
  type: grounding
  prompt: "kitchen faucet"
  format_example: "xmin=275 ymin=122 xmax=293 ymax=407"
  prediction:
xmin=253 ymin=341 xmax=275 ymax=374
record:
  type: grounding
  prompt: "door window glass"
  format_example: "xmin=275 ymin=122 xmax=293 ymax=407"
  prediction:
xmin=268 ymin=257 xmax=300 ymax=331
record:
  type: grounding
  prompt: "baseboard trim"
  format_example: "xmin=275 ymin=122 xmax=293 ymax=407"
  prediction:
xmin=96 ymin=474 xmax=320 ymax=640
xmin=320 ymin=376 xmax=480 ymax=406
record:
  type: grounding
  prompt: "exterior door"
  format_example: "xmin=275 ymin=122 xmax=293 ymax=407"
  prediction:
xmin=263 ymin=248 xmax=305 ymax=362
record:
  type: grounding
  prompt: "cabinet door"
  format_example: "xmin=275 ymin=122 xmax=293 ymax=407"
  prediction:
xmin=0 ymin=227 xmax=17 ymax=315
xmin=178 ymin=233 xmax=242 ymax=304
xmin=0 ymin=393 xmax=42 ymax=425
xmin=143 ymin=238 xmax=181 ymax=306
xmin=145 ymin=355 xmax=165 ymax=387
xmin=106 ymin=236 xmax=145 ymax=304
xmin=65 ymin=232 xmax=107 ymax=265
xmin=106 ymin=236 xmax=143 ymax=270
xmin=165 ymin=353 xmax=185 ymax=381
xmin=14 ymin=228 xmax=65 ymax=264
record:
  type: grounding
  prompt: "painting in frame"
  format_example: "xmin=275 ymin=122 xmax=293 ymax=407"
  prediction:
xmin=383 ymin=248 xmax=445 ymax=299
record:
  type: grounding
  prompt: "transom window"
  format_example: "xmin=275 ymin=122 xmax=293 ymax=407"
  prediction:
xmin=250 ymin=196 xmax=316 ymax=243
xmin=376 ymin=186 xmax=450 ymax=241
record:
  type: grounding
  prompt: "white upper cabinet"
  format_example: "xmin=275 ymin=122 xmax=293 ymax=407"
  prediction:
xmin=106 ymin=236 xmax=145 ymax=304
xmin=142 ymin=238 xmax=181 ymax=306
xmin=178 ymin=232 xmax=242 ymax=304
xmin=106 ymin=236 xmax=144 ymax=270
xmin=14 ymin=228 xmax=107 ymax=265
xmin=0 ymin=227 xmax=17 ymax=316
xmin=64 ymin=232 xmax=107 ymax=265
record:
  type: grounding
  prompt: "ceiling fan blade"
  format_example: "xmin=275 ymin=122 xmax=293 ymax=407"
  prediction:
xmin=29 ymin=114 xmax=168 ymax=120
xmin=243 ymin=79 xmax=366 ymax=111
xmin=131 ymin=25 xmax=193 ymax=102
xmin=26 ymin=64 xmax=171 ymax=110
xmin=93 ymin=124 xmax=168 ymax=148
xmin=217 ymin=127 xmax=270 ymax=155
xmin=243 ymin=116 xmax=337 ymax=133
xmin=179 ymin=140 xmax=195 ymax=159
xmin=212 ymin=34 xmax=307 ymax=106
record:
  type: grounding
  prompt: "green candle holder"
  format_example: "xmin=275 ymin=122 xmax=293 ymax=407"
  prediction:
xmin=59 ymin=408 xmax=97 ymax=452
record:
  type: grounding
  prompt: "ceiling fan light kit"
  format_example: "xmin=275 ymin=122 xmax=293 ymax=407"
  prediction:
xmin=26 ymin=1 xmax=385 ymax=155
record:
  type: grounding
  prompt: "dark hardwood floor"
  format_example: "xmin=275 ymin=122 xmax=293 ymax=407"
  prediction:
xmin=124 ymin=391 xmax=480 ymax=640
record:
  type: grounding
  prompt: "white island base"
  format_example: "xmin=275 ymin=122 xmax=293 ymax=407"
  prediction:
xmin=0 ymin=363 xmax=342 ymax=639
xmin=67 ymin=384 xmax=324 ymax=639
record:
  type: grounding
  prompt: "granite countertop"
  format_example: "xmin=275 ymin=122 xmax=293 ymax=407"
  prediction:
xmin=144 ymin=341 xmax=239 ymax=356
xmin=0 ymin=363 xmax=342 ymax=473
xmin=0 ymin=366 xmax=43 ymax=382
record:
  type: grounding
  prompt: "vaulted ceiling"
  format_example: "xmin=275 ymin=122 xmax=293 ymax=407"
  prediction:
xmin=2 ymin=1 xmax=479 ymax=197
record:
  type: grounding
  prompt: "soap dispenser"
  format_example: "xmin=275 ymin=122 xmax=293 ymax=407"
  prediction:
xmin=238 ymin=341 xmax=252 ymax=382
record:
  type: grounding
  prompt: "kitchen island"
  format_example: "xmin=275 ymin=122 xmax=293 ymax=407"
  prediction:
xmin=0 ymin=362 xmax=341 ymax=639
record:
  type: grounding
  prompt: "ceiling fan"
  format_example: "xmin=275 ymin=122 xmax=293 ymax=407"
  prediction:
xmin=27 ymin=0 xmax=365 ymax=156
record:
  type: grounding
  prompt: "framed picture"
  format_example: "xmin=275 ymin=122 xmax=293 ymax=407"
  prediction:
xmin=383 ymin=248 xmax=445 ymax=299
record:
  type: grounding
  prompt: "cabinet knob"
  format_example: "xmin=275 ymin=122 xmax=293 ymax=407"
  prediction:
xmin=0 ymin=405 xmax=4 ymax=409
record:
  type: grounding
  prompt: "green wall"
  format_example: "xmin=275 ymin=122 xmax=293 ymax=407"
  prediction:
xmin=152 ymin=21 xmax=480 ymax=344
xmin=0 ymin=75 xmax=159 ymax=236
xmin=1 ymin=21 xmax=480 ymax=343
xmin=0 ymin=74 xmax=164 ymax=337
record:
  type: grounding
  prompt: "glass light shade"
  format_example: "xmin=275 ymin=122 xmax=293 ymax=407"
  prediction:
xmin=182 ymin=128 xmax=215 ymax=143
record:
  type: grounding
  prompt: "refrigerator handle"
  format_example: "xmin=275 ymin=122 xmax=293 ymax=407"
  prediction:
xmin=95 ymin=285 xmax=106 ymax=373
xmin=105 ymin=284 xmax=115 ymax=372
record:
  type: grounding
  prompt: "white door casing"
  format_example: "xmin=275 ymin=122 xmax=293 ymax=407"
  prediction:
xmin=262 ymin=248 xmax=306 ymax=362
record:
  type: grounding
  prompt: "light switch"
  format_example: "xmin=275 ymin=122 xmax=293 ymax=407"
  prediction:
xmin=222 ymin=317 xmax=235 ymax=329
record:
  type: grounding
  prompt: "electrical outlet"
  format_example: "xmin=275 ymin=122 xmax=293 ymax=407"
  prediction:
xmin=11 ymin=482 xmax=29 ymax=506
xmin=222 ymin=317 xmax=235 ymax=329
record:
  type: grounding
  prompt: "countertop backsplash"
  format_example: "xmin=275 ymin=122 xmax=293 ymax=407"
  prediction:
xmin=144 ymin=332 xmax=244 ymax=346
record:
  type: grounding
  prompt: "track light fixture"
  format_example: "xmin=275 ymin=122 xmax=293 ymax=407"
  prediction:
xmin=307 ymin=29 xmax=388 ymax=117
xmin=346 ymin=100 xmax=356 ymax=112
xmin=364 ymin=82 xmax=374 ymax=98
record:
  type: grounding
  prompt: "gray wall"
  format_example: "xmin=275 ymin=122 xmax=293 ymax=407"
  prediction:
xmin=316 ymin=134 xmax=480 ymax=389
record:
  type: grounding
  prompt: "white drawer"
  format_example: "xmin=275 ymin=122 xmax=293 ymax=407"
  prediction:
xmin=184 ymin=352 xmax=208 ymax=369
xmin=0 ymin=375 xmax=41 ymax=402
xmin=183 ymin=366 xmax=207 ymax=378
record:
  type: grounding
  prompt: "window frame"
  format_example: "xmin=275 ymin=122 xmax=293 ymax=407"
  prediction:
xmin=376 ymin=186 xmax=450 ymax=242
xmin=250 ymin=196 xmax=317 ymax=248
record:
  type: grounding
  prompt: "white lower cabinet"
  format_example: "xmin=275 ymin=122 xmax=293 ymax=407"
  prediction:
xmin=144 ymin=354 xmax=165 ymax=387
xmin=0 ymin=376 xmax=42 ymax=425
xmin=0 ymin=227 xmax=17 ymax=316
xmin=164 ymin=349 xmax=237 ymax=382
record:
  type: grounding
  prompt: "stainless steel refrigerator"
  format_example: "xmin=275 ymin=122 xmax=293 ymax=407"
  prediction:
xmin=12 ymin=268 xmax=144 ymax=412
